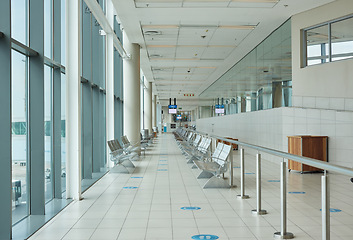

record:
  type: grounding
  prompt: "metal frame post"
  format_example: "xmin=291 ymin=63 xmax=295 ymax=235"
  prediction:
xmin=322 ymin=173 xmax=330 ymax=240
xmin=237 ymin=148 xmax=249 ymax=199
xmin=274 ymin=161 xmax=294 ymax=239
xmin=229 ymin=148 xmax=236 ymax=188
xmin=252 ymin=153 xmax=267 ymax=215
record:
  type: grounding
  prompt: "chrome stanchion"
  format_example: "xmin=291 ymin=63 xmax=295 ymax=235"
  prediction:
xmin=252 ymin=153 xmax=267 ymax=215
xmin=322 ymin=172 xmax=330 ymax=240
xmin=237 ymin=148 xmax=249 ymax=199
xmin=229 ymin=148 xmax=236 ymax=188
xmin=274 ymin=161 xmax=294 ymax=239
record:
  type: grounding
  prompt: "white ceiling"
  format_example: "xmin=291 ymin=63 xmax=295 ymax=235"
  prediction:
xmin=112 ymin=0 xmax=335 ymax=108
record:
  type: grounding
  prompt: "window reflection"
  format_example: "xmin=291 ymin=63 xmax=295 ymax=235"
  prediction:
xmin=306 ymin=24 xmax=329 ymax=66
xmin=331 ymin=17 xmax=353 ymax=62
xmin=61 ymin=74 xmax=66 ymax=195
xmin=44 ymin=66 xmax=53 ymax=203
xmin=11 ymin=0 xmax=28 ymax=45
xmin=11 ymin=50 xmax=28 ymax=224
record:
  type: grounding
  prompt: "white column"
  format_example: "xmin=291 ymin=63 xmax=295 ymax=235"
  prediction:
xmin=66 ymin=0 xmax=82 ymax=200
xmin=106 ymin=0 xmax=114 ymax=168
xmin=123 ymin=31 xmax=141 ymax=147
xmin=153 ymin=94 xmax=157 ymax=128
xmin=144 ymin=81 xmax=152 ymax=133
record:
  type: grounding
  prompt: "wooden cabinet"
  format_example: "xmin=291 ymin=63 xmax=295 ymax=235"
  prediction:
xmin=217 ymin=137 xmax=238 ymax=150
xmin=287 ymin=136 xmax=328 ymax=173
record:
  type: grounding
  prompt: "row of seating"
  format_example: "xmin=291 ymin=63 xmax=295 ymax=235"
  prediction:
xmin=174 ymin=128 xmax=232 ymax=188
xmin=107 ymin=134 xmax=154 ymax=173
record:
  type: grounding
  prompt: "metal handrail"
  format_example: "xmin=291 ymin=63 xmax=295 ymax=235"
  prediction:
xmin=179 ymin=127 xmax=345 ymax=240
xmin=194 ymin=129 xmax=353 ymax=177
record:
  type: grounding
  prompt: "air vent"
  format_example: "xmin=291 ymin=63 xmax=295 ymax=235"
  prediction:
xmin=144 ymin=30 xmax=161 ymax=36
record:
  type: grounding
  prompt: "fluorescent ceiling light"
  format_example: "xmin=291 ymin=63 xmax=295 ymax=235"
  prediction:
xmin=219 ymin=25 xmax=256 ymax=30
xmin=143 ymin=25 xmax=179 ymax=29
xmin=147 ymin=45 xmax=236 ymax=48
xmin=232 ymin=0 xmax=278 ymax=2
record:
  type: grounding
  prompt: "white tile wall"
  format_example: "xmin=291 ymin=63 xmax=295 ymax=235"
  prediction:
xmin=297 ymin=96 xmax=353 ymax=111
xmin=197 ymin=106 xmax=353 ymax=168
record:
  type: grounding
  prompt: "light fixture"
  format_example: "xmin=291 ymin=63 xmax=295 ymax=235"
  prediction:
xmin=219 ymin=25 xmax=256 ymax=30
xmin=144 ymin=30 xmax=161 ymax=36
xmin=143 ymin=25 xmax=179 ymax=29
xmin=232 ymin=0 xmax=278 ymax=3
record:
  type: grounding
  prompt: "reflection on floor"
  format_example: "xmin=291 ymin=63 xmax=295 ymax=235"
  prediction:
xmin=27 ymin=133 xmax=353 ymax=240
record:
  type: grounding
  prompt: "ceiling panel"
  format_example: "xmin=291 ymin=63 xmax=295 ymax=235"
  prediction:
xmin=201 ymin=46 xmax=234 ymax=59
xmin=208 ymin=28 xmax=252 ymax=45
xmin=229 ymin=1 xmax=278 ymax=8
xmin=182 ymin=1 xmax=229 ymax=7
xmin=115 ymin=0 xmax=335 ymax=103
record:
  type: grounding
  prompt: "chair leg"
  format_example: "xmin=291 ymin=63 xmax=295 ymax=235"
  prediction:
xmin=197 ymin=170 xmax=214 ymax=179
xmin=203 ymin=176 xmax=230 ymax=189
xmin=110 ymin=164 xmax=130 ymax=174
xmin=122 ymin=159 xmax=135 ymax=168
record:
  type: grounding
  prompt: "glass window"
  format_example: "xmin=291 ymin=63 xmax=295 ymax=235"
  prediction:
xmin=306 ymin=24 xmax=329 ymax=66
xmin=61 ymin=0 xmax=66 ymax=66
xmin=44 ymin=66 xmax=53 ymax=203
xmin=304 ymin=15 xmax=353 ymax=66
xmin=11 ymin=0 xmax=28 ymax=45
xmin=331 ymin=17 xmax=353 ymax=62
xmin=61 ymin=73 xmax=66 ymax=195
xmin=11 ymin=50 xmax=28 ymax=224
xmin=44 ymin=0 xmax=53 ymax=58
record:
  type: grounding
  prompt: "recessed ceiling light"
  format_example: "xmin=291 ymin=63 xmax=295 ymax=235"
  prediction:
xmin=144 ymin=30 xmax=161 ymax=36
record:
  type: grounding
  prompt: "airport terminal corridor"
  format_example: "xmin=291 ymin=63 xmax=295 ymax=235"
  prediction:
xmin=27 ymin=133 xmax=353 ymax=240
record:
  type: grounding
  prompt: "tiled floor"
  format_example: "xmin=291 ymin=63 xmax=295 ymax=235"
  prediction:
xmin=28 ymin=133 xmax=353 ymax=240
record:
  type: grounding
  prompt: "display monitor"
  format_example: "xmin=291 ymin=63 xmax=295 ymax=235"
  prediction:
xmin=169 ymin=108 xmax=177 ymax=114
xmin=215 ymin=104 xmax=224 ymax=114
xmin=215 ymin=108 xmax=224 ymax=114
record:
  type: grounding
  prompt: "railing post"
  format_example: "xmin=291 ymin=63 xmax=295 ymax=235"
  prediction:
xmin=229 ymin=148 xmax=236 ymax=188
xmin=252 ymin=153 xmax=267 ymax=215
xmin=322 ymin=172 xmax=330 ymax=240
xmin=274 ymin=161 xmax=294 ymax=239
xmin=237 ymin=148 xmax=249 ymax=199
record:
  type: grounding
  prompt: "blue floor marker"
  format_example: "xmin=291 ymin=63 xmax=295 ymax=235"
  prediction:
xmin=159 ymin=160 xmax=167 ymax=162
xmin=245 ymin=172 xmax=255 ymax=175
xmin=288 ymin=191 xmax=306 ymax=194
xmin=192 ymin=234 xmax=219 ymax=239
xmin=158 ymin=169 xmax=168 ymax=171
xmin=123 ymin=186 xmax=138 ymax=189
xmin=131 ymin=177 xmax=143 ymax=179
xmin=320 ymin=208 xmax=342 ymax=212
xmin=181 ymin=207 xmax=201 ymax=210
xmin=268 ymin=180 xmax=280 ymax=182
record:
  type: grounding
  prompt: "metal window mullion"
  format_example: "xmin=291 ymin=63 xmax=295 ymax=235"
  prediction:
xmin=29 ymin=0 xmax=45 ymax=215
xmin=53 ymin=0 xmax=62 ymax=198
xmin=11 ymin=38 xmax=39 ymax=57
xmin=0 ymin=1 xmax=12 ymax=238
xmin=328 ymin=23 xmax=332 ymax=62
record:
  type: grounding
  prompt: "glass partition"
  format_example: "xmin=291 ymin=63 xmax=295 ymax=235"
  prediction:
xmin=201 ymin=19 xmax=292 ymax=115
